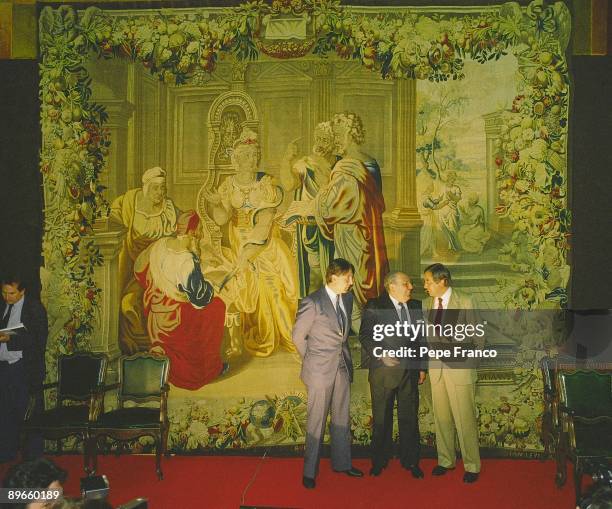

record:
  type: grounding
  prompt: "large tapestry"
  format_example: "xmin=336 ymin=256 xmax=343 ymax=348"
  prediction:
xmin=38 ymin=0 xmax=571 ymax=455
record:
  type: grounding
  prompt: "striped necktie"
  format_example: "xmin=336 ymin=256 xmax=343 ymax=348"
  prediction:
xmin=336 ymin=295 xmax=346 ymax=334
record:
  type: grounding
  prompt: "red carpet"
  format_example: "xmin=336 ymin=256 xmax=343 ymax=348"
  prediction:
xmin=1 ymin=455 xmax=576 ymax=508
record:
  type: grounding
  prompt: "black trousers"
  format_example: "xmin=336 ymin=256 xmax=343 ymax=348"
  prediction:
xmin=0 ymin=360 xmax=43 ymax=461
xmin=369 ymin=368 xmax=420 ymax=469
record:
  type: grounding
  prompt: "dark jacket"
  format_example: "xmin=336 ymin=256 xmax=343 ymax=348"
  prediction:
xmin=2 ymin=296 xmax=48 ymax=390
xmin=359 ymin=292 xmax=425 ymax=376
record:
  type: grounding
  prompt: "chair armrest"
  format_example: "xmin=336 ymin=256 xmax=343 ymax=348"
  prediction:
xmin=97 ymin=382 xmax=121 ymax=393
xmin=89 ymin=383 xmax=120 ymax=422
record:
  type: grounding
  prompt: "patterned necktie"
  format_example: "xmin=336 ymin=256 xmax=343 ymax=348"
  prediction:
xmin=434 ymin=297 xmax=444 ymax=325
xmin=336 ymin=295 xmax=346 ymax=335
xmin=1 ymin=304 xmax=13 ymax=329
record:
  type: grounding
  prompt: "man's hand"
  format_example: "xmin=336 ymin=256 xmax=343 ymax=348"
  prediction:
xmin=381 ymin=356 xmax=400 ymax=368
xmin=418 ymin=371 xmax=427 ymax=385
xmin=0 ymin=333 xmax=10 ymax=342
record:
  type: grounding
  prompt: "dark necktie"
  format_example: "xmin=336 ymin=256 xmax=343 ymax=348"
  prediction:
xmin=434 ymin=297 xmax=444 ymax=326
xmin=336 ymin=295 xmax=346 ymax=335
xmin=399 ymin=303 xmax=409 ymax=324
xmin=1 ymin=304 xmax=13 ymax=329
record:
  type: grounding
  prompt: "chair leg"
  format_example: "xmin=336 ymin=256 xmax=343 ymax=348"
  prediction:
xmin=162 ymin=426 xmax=170 ymax=458
xmin=84 ymin=436 xmax=96 ymax=475
xmin=83 ymin=436 xmax=90 ymax=475
xmin=92 ymin=436 xmax=99 ymax=475
xmin=555 ymin=432 xmax=567 ymax=487
xmin=574 ymin=459 xmax=583 ymax=506
xmin=541 ymin=412 xmax=552 ymax=460
xmin=155 ymin=437 xmax=163 ymax=480
xmin=56 ymin=439 xmax=63 ymax=454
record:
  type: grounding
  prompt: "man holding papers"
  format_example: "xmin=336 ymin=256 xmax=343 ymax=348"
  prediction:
xmin=0 ymin=274 xmax=48 ymax=462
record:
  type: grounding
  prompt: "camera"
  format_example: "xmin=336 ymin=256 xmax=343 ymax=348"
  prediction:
xmin=80 ymin=475 xmax=147 ymax=509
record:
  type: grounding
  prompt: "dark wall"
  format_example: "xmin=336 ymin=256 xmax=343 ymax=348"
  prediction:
xmin=569 ymin=56 xmax=612 ymax=309
xmin=0 ymin=61 xmax=42 ymax=296
xmin=0 ymin=55 xmax=610 ymax=307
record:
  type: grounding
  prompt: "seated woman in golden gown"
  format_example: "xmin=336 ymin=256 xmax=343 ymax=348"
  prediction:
xmin=201 ymin=128 xmax=297 ymax=357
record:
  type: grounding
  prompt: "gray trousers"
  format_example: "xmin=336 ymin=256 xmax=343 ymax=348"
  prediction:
xmin=303 ymin=363 xmax=351 ymax=478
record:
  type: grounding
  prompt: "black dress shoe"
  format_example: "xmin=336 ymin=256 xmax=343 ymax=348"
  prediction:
xmin=369 ymin=465 xmax=384 ymax=476
xmin=334 ymin=467 xmax=364 ymax=477
xmin=463 ymin=472 xmax=479 ymax=483
xmin=406 ymin=465 xmax=424 ymax=479
xmin=302 ymin=476 xmax=316 ymax=489
xmin=432 ymin=465 xmax=454 ymax=476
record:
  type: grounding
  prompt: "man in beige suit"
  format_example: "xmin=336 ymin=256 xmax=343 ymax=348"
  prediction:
xmin=423 ymin=263 xmax=481 ymax=483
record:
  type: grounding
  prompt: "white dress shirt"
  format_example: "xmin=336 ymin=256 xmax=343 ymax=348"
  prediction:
xmin=0 ymin=295 xmax=24 ymax=363
xmin=389 ymin=295 xmax=411 ymax=323
xmin=325 ymin=285 xmax=347 ymax=316
xmin=435 ymin=287 xmax=453 ymax=310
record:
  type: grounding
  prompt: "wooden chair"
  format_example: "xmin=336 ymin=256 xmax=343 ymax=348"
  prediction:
xmin=22 ymin=352 xmax=108 ymax=472
xmin=556 ymin=368 xmax=612 ymax=504
xmin=90 ymin=353 xmax=170 ymax=479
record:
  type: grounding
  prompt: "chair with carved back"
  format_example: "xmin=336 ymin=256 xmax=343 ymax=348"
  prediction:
xmin=556 ymin=368 xmax=612 ymax=504
xmin=22 ymin=352 xmax=108 ymax=472
xmin=90 ymin=353 xmax=170 ymax=479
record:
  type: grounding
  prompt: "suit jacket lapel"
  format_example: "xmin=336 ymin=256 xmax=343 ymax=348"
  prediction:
xmin=319 ymin=288 xmax=342 ymax=335
xmin=340 ymin=293 xmax=352 ymax=339
xmin=383 ymin=293 xmax=405 ymax=323
xmin=444 ymin=288 xmax=461 ymax=326
xmin=448 ymin=288 xmax=459 ymax=309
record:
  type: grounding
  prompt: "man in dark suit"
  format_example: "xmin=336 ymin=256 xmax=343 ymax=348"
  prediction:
xmin=292 ymin=258 xmax=364 ymax=489
xmin=359 ymin=271 xmax=426 ymax=478
xmin=0 ymin=273 xmax=48 ymax=462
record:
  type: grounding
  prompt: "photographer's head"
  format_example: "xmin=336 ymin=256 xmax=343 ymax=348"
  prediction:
xmin=3 ymin=458 xmax=67 ymax=509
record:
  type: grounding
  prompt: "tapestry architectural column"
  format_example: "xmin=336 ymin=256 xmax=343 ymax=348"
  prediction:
xmin=386 ymin=78 xmax=422 ymax=277
xmin=312 ymin=61 xmax=332 ymax=124
xmin=85 ymin=225 xmax=124 ymax=370
xmin=97 ymin=99 xmax=134 ymax=202
xmin=483 ymin=111 xmax=511 ymax=234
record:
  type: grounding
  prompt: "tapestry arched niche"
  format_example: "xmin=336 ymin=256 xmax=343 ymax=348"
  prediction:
xmin=207 ymin=90 xmax=260 ymax=185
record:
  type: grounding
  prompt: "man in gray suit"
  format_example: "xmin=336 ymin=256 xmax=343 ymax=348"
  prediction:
xmin=292 ymin=258 xmax=364 ymax=489
xmin=423 ymin=263 xmax=481 ymax=483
